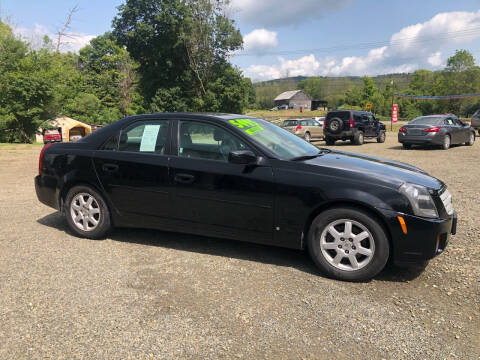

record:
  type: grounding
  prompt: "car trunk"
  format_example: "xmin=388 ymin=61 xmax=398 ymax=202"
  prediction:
xmin=403 ymin=124 xmax=432 ymax=136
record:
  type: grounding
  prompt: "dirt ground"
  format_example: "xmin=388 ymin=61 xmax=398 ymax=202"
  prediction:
xmin=0 ymin=134 xmax=479 ymax=359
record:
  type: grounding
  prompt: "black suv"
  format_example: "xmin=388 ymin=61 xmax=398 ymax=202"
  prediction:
xmin=324 ymin=110 xmax=386 ymax=145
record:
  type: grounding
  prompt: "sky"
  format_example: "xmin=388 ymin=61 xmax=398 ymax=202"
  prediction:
xmin=2 ymin=0 xmax=480 ymax=82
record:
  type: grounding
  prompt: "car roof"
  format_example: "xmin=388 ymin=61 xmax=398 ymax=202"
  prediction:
xmin=78 ymin=113 xmax=256 ymax=148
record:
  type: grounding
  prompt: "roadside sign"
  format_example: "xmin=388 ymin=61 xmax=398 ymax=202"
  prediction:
xmin=366 ymin=103 xmax=372 ymax=111
xmin=392 ymin=104 xmax=398 ymax=123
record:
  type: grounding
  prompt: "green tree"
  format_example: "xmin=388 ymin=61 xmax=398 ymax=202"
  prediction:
xmin=0 ymin=21 xmax=56 ymax=142
xmin=112 ymin=0 xmax=248 ymax=113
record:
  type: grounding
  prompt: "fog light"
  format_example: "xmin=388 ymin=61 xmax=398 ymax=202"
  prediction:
xmin=397 ymin=216 xmax=408 ymax=234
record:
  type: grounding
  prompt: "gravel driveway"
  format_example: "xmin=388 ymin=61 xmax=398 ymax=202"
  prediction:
xmin=0 ymin=134 xmax=478 ymax=359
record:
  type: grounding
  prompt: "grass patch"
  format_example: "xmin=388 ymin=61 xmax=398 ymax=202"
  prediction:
xmin=245 ymin=109 xmax=327 ymax=120
xmin=0 ymin=142 xmax=44 ymax=150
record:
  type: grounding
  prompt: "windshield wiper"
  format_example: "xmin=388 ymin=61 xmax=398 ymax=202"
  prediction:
xmin=290 ymin=149 xmax=331 ymax=161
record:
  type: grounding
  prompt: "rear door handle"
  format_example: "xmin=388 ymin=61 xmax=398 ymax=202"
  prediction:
xmin=174 ymin=173 xmax=195 ymax=184
xmin=102 ymin=163 xmax=119 ymax=173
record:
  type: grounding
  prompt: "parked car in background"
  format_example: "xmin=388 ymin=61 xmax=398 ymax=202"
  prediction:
xmin=36 ymin=113 xmax=456 ymax=281
xmin=323 ymin=110 xmax=386 ymax=145
xmin=471 ymin=109 xmax=480 ymax=136
xmin=282 ymin=118 xmax=323 ymax=142
xmin=398 ymin=114 xmax=475 ymax=150
xmin=270 ymin=104 xmax=289 ymax=111
xmin=43 ymin=129 xmax=62 ymax=144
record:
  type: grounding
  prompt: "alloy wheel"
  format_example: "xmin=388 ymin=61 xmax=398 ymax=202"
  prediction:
xmin=70 ymin=193 xmax=101 ymax=232
xmin=319 ymin=219 xmax=375 ymax=271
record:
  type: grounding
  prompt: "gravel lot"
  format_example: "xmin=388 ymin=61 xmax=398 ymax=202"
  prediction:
xmin=0 ymin=134 xmax=479 ymax=359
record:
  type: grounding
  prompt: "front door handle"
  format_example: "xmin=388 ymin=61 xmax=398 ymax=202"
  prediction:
xmin=174 ymin=173 xmax=195 ymax=184
xmin=102 ymin=163 xmax=119 ymax=173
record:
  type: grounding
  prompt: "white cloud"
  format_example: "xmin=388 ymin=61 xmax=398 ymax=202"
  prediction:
xmin=230 ymin=0 xmax=352 ymax=27
xmin=243 ymin=29 xmax=278 ymax=53
xmin=243 ymin=10 xmax=480 ymax=81
xmin=427 ymin=52 xmax=442 ymax=67
xmin=14 ymin=23 xmax=95 ymax=53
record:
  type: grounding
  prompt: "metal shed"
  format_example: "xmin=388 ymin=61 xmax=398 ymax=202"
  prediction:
xmin=274 ymin=90 xmax=312 ymax=110
xmin=36 ymin=117 xmax=92 ymax=143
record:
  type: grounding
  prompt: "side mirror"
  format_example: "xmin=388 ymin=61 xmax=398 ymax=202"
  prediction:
xmin=229 ymin=150 xmax=258 ymax=165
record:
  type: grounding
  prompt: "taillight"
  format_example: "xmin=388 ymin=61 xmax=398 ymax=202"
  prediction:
xmin=296 ymin=125 xmax=302 ymax=131
xmin=399 ymin=127 xmax=407 ymax=133
xmin=424 ymin=126 xmax=441 ymax=133
xmin=349 ymin=118 xmax=354 ymax=128
xmin=38 ymin=143 xmax=54 ymax=174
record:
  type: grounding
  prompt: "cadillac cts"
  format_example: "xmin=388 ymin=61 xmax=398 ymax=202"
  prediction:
xmin=35 ymin=113 xmax=457 ymax=281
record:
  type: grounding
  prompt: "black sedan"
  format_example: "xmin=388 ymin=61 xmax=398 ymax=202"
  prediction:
xmin=398 ymin=114 xmax=475 ymax=150
xmin=36 ymin=113 xmax=457 ymax=281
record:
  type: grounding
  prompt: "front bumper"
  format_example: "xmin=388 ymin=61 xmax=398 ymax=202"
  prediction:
xmin=380 ymin=208 xmax=457 ymax=266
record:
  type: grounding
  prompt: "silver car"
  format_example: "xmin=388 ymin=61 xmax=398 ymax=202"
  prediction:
xmin=398 ymin=114 xmax=475 ymax=150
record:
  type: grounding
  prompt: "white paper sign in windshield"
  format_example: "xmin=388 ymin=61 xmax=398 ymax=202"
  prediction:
xmin=139 ymin=125 xmax=160 ymax=152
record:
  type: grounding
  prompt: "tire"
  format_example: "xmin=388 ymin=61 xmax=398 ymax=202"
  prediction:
xmin=325 ymin=136 xmax=335 ymax=146
xmin=377 ymin=130 xmax=386 ymax=143
xmin=353 ymin=131 xmax=364 ymax=145
xmin=441 ymin=135 xmax=451 ymax=150
xmin=465 ymin=132 xmax=475 ymax=146
xmin=402 ymin=143 xmax=412 ymax=150
xmin=64 ymin=185 xmax=111 ymax=239
xmin=327 ymin=117 xmax=344 ymax=134
xmin=304 ymin=132 xmax=311 ymax=142
xmin=307 ymin=207 xmax=390 ymax=281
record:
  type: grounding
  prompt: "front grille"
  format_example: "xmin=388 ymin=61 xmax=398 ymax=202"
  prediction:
xmin=439 ymin=188 xmax=454 ymax=215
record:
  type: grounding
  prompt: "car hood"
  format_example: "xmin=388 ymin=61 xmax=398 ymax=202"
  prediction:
xmin=303 ymin=150 xmax=444 ymax=190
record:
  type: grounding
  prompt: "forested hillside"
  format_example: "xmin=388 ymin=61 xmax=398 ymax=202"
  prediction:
xmin=254 ymin=51 xmax=480 ymax=120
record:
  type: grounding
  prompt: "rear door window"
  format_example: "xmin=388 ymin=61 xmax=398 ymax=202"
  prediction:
xmin=119 ymin=120 xmax=170 ymax=154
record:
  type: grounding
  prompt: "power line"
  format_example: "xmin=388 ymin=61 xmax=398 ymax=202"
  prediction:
xmin=234 ymin=26 xmax=480 ymax=57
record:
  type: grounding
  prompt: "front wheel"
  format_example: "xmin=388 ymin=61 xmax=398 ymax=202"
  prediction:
xmin=65 ymin=185 xmax=111 ymax=239
xmin=307 ymin=207 xmax=390 ymax=281
xmin=304 ymin=132 xmax=311 ymax=142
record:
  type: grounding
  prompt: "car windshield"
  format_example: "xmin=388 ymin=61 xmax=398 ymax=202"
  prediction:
xmin=229 ymin=118 xmax=320 ymax=160
xmin=282 ymin=120 xmax=298 ymax=127
xmin=409 ymin=116 xmax=445 ymax=125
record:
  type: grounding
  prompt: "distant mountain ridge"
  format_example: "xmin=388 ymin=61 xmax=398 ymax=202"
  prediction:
xmin=252 ymin=73 xmax=412 ymax=109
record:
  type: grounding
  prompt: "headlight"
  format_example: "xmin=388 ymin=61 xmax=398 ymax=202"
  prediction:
xmin=399 ymin=183 xmax=438 ymax=218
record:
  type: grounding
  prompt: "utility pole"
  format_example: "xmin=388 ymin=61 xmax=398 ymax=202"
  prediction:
xmin=391 ymin=79 xmax=394 ymax=131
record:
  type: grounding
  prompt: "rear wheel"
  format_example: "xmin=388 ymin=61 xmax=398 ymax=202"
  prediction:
xmin=304 ymin=132 xmax=311 ymax=142
xmin=307 ymin=207 xmax=390 ymax=281
xmin=465 ymin=132 xmax=475 ymax=146
xmin=377 ymin=130 xmax=386 ymax=143
xmin=353 ymin=131 xmax=364 ymax=145
xmin=325 ymin=136 xmax=335 ymax=146
xmin=65 ymin=185 xmax=111 ymax=239
xmin=441 ymin=135 xmax=451 ymax=150
xmin=402 ymin=143 xmax=412 ymax=150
